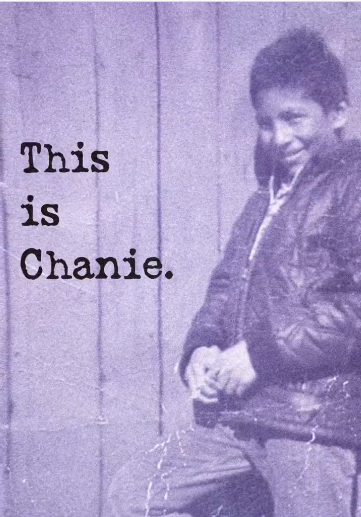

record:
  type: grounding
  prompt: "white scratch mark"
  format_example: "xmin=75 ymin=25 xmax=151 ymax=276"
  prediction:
xmin=175 ymin=430 xmax=185 ymax=457
xmin=210 ymin=504 xmax=224 ymax=517
xmin=296 ymin=430 xmax=317 ymax=482
xmin=145 ymin=480 xmax=154 ymax=517
xmin=145 ymin=433 xmax=173 ymax=516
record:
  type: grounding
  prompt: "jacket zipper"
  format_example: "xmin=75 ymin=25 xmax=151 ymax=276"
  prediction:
xmin=234 ymin=169 xmax=305 ymax=344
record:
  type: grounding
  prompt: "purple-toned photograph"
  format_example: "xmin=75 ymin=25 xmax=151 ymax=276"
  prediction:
xmin=2 ymin=2 xmax=361 ymax=517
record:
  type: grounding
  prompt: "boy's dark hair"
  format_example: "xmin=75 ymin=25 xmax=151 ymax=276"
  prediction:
xmin=250 ymin=28 xmax=348 ymax=112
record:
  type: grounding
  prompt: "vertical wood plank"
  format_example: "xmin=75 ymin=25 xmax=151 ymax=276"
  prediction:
xmin=0 ymin=5 xmax=18 ymax=515
xmin=281 ymin=4 xmax=354 ymax=132
xmin=0 ymin=180 xmax=9 ymax=515
xmin=0 ymin=8 xmax=12 ymax=512
xmin=218 ymin=3 xmax=285 ymax=248
xmin=282 ymin=1 xmax=348 ymax=51
xmin=343 ymin=3 xmax=361 ymax=139
xmin=158 ymin=3 xmax=219 ymax=433
xmin=93 ymin=4 xmax=160 ymax=511
xmin=3 ymin=4 xmax=100 ymax=516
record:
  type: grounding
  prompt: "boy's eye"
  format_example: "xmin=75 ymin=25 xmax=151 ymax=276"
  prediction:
xmin=256 ymin=118 xmax=272 ymax=131
xmin=282 ymin=112 xmax=305 ymax=124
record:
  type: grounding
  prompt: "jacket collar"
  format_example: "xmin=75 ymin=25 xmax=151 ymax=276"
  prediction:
xmin=310 ymin=139 xmax=361 ymax=173
xmin=254 ymin=138 xmax=361 ymax=188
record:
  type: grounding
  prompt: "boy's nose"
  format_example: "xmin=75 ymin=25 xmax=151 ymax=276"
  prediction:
xmin=272 ymin=123 xmax=293 ymax=147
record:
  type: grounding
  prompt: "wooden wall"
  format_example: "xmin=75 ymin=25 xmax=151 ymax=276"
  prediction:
xmin=2 ymin=3 xmax=361 ymax=516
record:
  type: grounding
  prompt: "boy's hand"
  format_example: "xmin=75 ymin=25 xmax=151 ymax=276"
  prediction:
xmin=207 ymin=341 xmax=257 ymax=397
xmin=185 ymin=346 xmax=221 ymax=404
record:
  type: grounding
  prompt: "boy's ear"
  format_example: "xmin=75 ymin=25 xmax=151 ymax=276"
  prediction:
xmin=330 ymin=101 xmax=348 ymax=130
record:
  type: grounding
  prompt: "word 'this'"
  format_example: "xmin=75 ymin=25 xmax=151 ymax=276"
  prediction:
xmin=21 ymin=142 xmax=109 ymax=173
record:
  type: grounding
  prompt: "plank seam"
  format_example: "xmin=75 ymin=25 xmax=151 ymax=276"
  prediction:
xmin=91 ymin=5 xmax=105 ymax=517
xmin=154 ymin=2 xmax=164 ymax=437
xmin=216 ymin=3 xmax=222 ymax=257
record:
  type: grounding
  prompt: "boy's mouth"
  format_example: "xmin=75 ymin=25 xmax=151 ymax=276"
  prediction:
xmin=281 ymin=148 xmax=304 ymax=163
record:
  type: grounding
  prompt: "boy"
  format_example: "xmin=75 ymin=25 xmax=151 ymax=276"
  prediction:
xmin=110 ymin=28 xmax=361 ymax=517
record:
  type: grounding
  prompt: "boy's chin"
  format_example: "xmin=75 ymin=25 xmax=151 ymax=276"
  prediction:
xmin=281 ymin=153 xmax=311 ymax=177
xmin=286 ymin=162 xmax=306 ymax=177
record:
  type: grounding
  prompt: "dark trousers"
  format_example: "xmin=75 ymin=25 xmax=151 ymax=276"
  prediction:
xmin=109 ymin=422 xmax=361 ymax=517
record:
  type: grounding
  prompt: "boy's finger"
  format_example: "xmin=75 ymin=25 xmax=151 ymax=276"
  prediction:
xmin=236 ymin=383 xmax=247 ymax=397
xmin=223 ymin=377 xmax=241 ymax=396
xmin=186 ymin=367 xmax=199 ymax=397
xmin=214 ymin=370 xmax=230 ymax=391
xmin=199 ymin=382 xmax=219 ymax=398
xmin=191 ymin=392 xmax=219 ymax=404
xmin=193 ymin=363 xmax=206 ymax=386
xmin=203 ymin=374 xmax=221 ymax=391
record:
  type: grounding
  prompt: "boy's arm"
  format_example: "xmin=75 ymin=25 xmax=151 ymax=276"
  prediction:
xmin=178 ymin=211 xmax=246 ymax=382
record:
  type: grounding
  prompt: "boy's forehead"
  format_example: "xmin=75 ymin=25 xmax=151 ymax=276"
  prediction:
xmin=255 ymin=87 xmax=323 ymax=113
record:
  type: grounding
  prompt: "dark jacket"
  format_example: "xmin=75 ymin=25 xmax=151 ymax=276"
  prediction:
xmin=180 ymin=140 xmax=361 ymax=448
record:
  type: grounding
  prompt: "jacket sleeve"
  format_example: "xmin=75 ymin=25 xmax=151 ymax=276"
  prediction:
xmin=248 ymin=172 xmax=361 ymax=379
xmin=178 ymin=212 xmax=246 ymax=382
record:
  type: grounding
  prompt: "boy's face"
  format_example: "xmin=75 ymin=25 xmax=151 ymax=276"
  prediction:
xmin=255 ymin=87 xmax=347 ymax=176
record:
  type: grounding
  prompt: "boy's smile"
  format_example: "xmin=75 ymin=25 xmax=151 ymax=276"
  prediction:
xmin=255 ymin=88 xmax=347 ymax=176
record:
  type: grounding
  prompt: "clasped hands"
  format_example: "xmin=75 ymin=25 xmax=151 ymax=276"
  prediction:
xmin=185 ymin=341 xmax=257 ymax=404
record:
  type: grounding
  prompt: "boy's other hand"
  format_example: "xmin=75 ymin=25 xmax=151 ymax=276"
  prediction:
xmin=185 ymin=346 xmax=221 ymax=404
xmin=207 ymin=341 xmax=257 ymax=397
